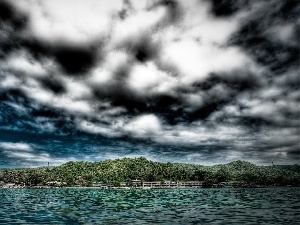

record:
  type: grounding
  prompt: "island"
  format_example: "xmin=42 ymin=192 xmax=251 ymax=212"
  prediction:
xmin=0 ymin=158 xmax=299 ymax=189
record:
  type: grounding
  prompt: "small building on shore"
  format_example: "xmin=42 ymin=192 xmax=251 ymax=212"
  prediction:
xmin=119 ymin=182 xmax=127 ymax=187
xmin=142 ymin=181 xmax=161 ymax=188
xmin=131 ymin=179 xmax=142 ymax=187
xmin=46 ymin=181 xmax=66 ymax=187
xmin=3 ymin=183 xmax=16 ymax=188
xmin=92 ymin=181 xmax=105 ymax=187
xmin=220 ymin=181 xmax=241 ymax=188
xmin=179 ymin=181 xmax=203 ymax=188
xmin=162 ymin=181 xmax=177 ymax=188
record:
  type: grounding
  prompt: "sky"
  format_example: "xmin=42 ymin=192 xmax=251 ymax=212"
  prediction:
xmin=0 ymin=0 xmax=299 ymax=168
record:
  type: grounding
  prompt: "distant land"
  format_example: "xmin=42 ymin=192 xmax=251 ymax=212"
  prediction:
xmin=0 ymin=158 xmax=299 ymax=188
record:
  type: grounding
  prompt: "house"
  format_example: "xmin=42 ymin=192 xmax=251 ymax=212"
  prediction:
xmin=220 ymin=182 xmax=240 ymax=188
xmin=131 ymin=179 xmax=142 ymax=187
xmin=92 ymin=181 xmax=105 ymax=187
xmin=2 ymin=183 xmax=16 ymax=188
xmin=142 ymin=181 xmax=161 ymax=188
xmin=75 ymin=177 xmax=86 ymax=186
xmin=106 ymin=184 xmax=114 ymax=189
xmin=162 ymin=181 xmax=178 ymax=188
xmin=119 ymin=182 xmax=127 ymax=187
xmin=47 ymin=181 xmax=66 ymax=187
xmin=179 ymin=181 xmax=203 ymax=188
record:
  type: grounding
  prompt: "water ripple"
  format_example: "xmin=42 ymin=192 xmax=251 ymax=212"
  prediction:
xmin=0 ymin=188 xmax=299 ymax=224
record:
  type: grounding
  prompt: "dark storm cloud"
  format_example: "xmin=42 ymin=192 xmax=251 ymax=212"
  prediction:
xmin=53 ymin=44 xmax=99 ymax=75
xmin=0 ymin=89 xmax=31 ymax=108
xmin=0 ymin=86 xmax=76 ymax=135
xmin=0 ymin=0 xmax=299 ymax=166
xmin=0 ymin=0 xmax=27 ymax=59
xmin=93 ymin=80 xmax=184 ymax=125
xmin=209 ymin=0 xmax=249 ymax=17
xmin=0 ymin=0 xmax=102 ymax=76
xmin=230 ymin=0 xmax=300 ymax=74
xmin=38 ymin=77 xmax=66 ymax=94
xmin=0 ymin=0 xmax=27 ymax=29
xmin=182 ymin=70 xmax=262 ymax=121
xmin=194 ymin=71 xmax=261 ymax=93
xmin=127 ymin=36 xmax=161 ymax=63
xmin=22 ymin=40 xmax=101 ymax=76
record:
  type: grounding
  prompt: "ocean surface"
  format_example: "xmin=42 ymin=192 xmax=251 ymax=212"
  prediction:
xmin=0 ymin=187 xmax=299 ymax=225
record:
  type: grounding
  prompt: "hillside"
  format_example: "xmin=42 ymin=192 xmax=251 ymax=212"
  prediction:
xmin=0 ymin=158 xmax=299 ymax=187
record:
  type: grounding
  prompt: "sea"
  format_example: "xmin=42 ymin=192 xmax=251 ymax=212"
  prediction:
xmin=0 ymin=187 xmax=299 ymax=225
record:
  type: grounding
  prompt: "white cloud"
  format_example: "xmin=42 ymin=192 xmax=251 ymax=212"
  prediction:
xmin=130 ymin=0 xmax=149 ymax=11
xmin=19 ymin=80 xmax=94 ymax=115
xmin=111 ymin=5 xmax=166 ymax=45
xmin=276 ymin=23 xmax=297 ymax=46
xmin=154 ymin=124 xmax=245 ymax=146
xmin=0 ymin=142 xmax=33 ymax=152
xmin=89 ymin=68 xmax=112 ymax=85
xmin=0 ymin=73 xmax=23 ymax=89
xmin=4 ymin=151 xmax=76 ymax=164
xmin=181 ymin=0 xmax=239 ymax=44
xmin=64 ymin=79 xmax=92 ymax=99
xmin=5 ymin=151 xmax=44 ymax=160
xmin=128 ymin=62 xmax=176 ymax=94
xmin=4 ymin=102 xmax=28 ymax=114
xmin=11 ymin=0 xmax=123 ymax=44
xmin=124 ymin=114 xmax=162 ymax=137
xmin=161 ymin=39 xmax=252 ymax=84
xmin=259 ymin=86 xmax=283 ymax=99
xmin=76 ymin=119 xmax=123 ymax=137
xmin=3 ymin=51 xmax=48 ymax=76
xmin=183 ymin=93 xmax=205 ymax=109
xmin=0 ymin=142 xmax=76 ymax=164
xmin=55 ymin=99 xmax=93 ymax=114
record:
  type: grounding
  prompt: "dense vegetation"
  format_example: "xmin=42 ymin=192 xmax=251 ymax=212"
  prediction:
xmin=0 ymin=158 xmax=299 ymax=187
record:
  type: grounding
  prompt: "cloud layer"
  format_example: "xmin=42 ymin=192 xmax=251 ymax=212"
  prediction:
xmin=0 ymin=0 xmax=299 ymax=166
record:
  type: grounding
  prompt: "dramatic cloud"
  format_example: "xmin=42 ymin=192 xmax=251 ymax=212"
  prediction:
xmin=0 ymin=0 xmax=299 ymax=167
xmin=0 ymin=142 xmax=33 ymax=151
xmin=0 ymin=141 xmax=76 ymax=167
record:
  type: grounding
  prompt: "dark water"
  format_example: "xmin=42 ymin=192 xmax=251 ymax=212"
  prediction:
xmin=0 ymin=188 xmax=299 ymax=225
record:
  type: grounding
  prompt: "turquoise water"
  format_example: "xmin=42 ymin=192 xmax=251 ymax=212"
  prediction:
xmin=0 ymin=188 xmax=299 ymax=224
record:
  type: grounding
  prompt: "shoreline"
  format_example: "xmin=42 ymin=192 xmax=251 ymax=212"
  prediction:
xmin=1 ymin=186 xmax=298 ymax=190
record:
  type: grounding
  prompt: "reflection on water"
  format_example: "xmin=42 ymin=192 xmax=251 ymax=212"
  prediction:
xmin=0 ymin=188 xmax=299 ymax=224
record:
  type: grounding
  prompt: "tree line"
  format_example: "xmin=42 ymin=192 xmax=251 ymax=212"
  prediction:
xmin=0 ymin=157 xmax=299 ymax=187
